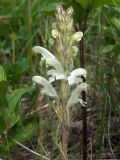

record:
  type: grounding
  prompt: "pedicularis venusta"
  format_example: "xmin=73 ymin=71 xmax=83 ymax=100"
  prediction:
xmin=32 ymin=5 xmax=87 ymax=160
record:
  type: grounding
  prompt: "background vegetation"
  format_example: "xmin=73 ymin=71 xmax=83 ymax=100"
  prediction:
xmin=0 ymin=0 xmax=120 ymax=159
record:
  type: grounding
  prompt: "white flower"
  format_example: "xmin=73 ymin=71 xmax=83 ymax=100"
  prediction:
xmin=72 ymin=31 xmax=83 ymax=42
xmin=67 ymin=83 xmax=87 ymax=107
xmin=46 ymin=58 xmax=65 ymax=82
xmin=33 ymin=46 xmax=66 ymax=82
xmin=52 ymin=29 xmax=59 ymax=38
xmin=68 ymin=68 xmax=87 ymax=85
xmin=33 ymin=46 xmax=55 ymax=59
xmin=32 ymin=76 xmax=58 ymax=99
xmin=33 ymin=46 xmax=87 ymax=86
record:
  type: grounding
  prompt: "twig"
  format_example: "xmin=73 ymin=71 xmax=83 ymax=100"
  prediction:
xmin=13 ymin=139 xmax=50 ymax=160
xmin=106 ymin=91 xmax=117 ymax=160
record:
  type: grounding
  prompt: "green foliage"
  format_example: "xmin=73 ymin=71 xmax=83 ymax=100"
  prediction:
xmin=5 ymin=87 xmax=33 ymax=129
xmin=0 ymin=65 xmax=7 ymax=81
xmin=102 ymin=44 xmax=115 ymax=53
xmin=0 ymin=81 xmax=8 ymax=133
xmin=4 ymin=58 xmax=29 ymax=85
xmin=0 ymin=67 xmax=38 ymax=156
xmin=9 ymin=117 xmax=38 ymax=147
xmin=91 ymin=0 xmax=120 ymax=8
xmin=76 ymin=0 xmax=89 ymax=9
xmin=0 ymin=85 xmax=38 ymax=155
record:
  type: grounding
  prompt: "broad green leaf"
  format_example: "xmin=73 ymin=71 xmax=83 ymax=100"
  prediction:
xmin=91 ymin=0 xmax=120 ymax=8
xmin=0 ymin=117 xmax=6 ymax=133
xmin=0 ymin=81 xmax=8 ymax=134
xmin=111 ymin=17 xmax=120 ymax=31
xmin=0 ymin=117 xmax=38 ymax=154
xmin=5 ymin=87 xmax=33 ymax=129
xmin=75 ymin=0 xmax=89 ymax=9
xmin=0 ymin=65 xmax=7 ymax=81
xmin=113 ymin=7 xmax=120 ymax=14
xmin=0 ymin=81 xmax=8 ymax=116
xmin=102 ymin=45 xmax=115 ymax=53
xmin=9 ymin=118 xmax=38 ymax=146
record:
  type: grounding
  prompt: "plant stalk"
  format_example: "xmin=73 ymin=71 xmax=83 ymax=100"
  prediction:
xmin=27 ymin=0 xmax=32 ymax=67
xmin=79 ymin=16 xmax=88 ymax=159
xmin=59 ymin=82 xmax=69 ymax=160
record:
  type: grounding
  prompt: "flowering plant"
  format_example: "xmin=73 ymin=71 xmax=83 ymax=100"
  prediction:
xmin=32 ymin=4 xmax=87 ymax=160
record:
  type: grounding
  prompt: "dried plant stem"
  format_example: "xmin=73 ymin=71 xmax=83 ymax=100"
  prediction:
xmin=13 ymin=139 xmax=50 ymax=160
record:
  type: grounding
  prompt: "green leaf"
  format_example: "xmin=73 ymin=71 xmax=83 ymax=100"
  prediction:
xmin=102 ymin=45 xmax=115 ymax=53
xmin=5 ymin=87 xmax=33 ymax=129
xmin=72 ymin=1 xmax=87 ymax=23
xmin=0 ymin=117 xmax=6 ymax=133
xmin=0 ymin=81 xmax=8 ymax=133
xmin=75 ymin=0 xmax=89 ymax=9
xmin=0 ymin=81 xmax=8 ymax=116
xmin=39 ymin=2 xmax=58 ymax=12
xmin=0 ymin=117 xmax=38 ymax=154
xmin=0 ymin=65 xmax=7 ymax=81
xmin=111 ymin=17 xmax=120 ymax=31
xmin=91 ymin=0 xmax=120 ymax=8
xmin=9 ymin=117 xmax=38 ymax=146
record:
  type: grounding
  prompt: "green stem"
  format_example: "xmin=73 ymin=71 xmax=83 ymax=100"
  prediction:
xmin=27 ymin=0 xmax=32 ymax=67
xmin=12 ymin=38 xmax=15 ymax=64
xmin=58 ymin=82 xmax=69 ymax=160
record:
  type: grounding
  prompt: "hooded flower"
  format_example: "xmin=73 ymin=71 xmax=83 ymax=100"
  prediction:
xmin=67 ymin=83 xmax=87 ymax=107
xmin=68 ymin=68 xmax=87 ymax=85
xmin=33 ymin=46 xmax=87 ymax=85
xmin=33 ymin=46 xmax=55 ymax=59
xmin=72 ymin=31 xmax=83 ymax=42
xmin=32 ymin=76 xmax=58 ymax=99
xmin=33 ymin=46 xmax=65 ymax=82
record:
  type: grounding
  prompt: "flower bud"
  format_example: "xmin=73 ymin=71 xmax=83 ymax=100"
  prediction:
xmin=72 ymin=31 xmax=83 ymax=42
xmin=56 ymin=5 xmax=63 ymax=15
xmin=52 ymin=29 xmax=59 ymax=38
xmin=66 ymin=6 xmax=73 ymax=16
